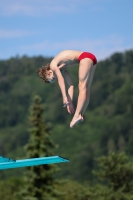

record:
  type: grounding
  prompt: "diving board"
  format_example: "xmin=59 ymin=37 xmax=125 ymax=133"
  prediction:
xmin=0 ymin=156 xmax=69 ymax=170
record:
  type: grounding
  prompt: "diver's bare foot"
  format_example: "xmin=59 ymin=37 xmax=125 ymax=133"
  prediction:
xmin=70 ymin=115 xmax=84 ymax=128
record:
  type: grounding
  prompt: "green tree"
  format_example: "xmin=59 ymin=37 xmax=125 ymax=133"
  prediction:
xmin=18 ymin=95 xmax=62 ymax=200
xmin=0 ymin=178 xmax=23 ymax=200
xmin=93 ymin=152 xmax=133 ymax=200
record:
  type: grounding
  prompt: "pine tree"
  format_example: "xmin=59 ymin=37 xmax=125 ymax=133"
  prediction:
xmin=92 ymin=152 xmax=133 ymax=200
xmin=18 ymin=95 xmax=62 ymax=200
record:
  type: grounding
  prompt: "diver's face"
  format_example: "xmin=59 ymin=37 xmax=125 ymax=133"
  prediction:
xmin=47 ymin=70 xmax=56 ymax=83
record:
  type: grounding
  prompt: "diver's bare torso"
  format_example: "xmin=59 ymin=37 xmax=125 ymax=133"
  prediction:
xmin=50 ymin=50 xmax=83 ymax=70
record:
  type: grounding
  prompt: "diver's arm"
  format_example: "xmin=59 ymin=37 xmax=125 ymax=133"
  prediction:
xmin=64 ymin=70 xmax=74 ymax=101
xmin=50 ymin=64 xmax=68 ymax=106
xmin=64 ymin=70 xmax=75 ymax=114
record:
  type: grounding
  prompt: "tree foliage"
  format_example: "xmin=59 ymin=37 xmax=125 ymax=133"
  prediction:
xmin=17 ymin=95 xmax=62 ymax=200
xmin=0 ymin=50 xmax=133 ymax=182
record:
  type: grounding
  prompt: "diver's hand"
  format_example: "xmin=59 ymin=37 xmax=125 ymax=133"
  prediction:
xmin=67 ymin=101 xmax=74 ymax=114
xmin=63 ymin=96 xmax=74 ymax=114
xmin=63 ymin=97 xmax=69 ymax=107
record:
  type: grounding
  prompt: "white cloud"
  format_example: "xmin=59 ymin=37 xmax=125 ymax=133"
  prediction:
xmin=0 ymin=0 xmax=107 ymax=16
xmin=0 ymin=0 xmax=80 ymax=16
xmin=0 ymin=35 xmax=132 ymax=60
xmin=0 ymin=29 xmax=36 ymax=38
xmin=19 ymin=34 xmax=130 ymax=60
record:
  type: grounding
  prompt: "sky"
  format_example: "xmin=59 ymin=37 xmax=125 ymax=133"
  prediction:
xmin=0 ymin=0 xmax=133 ymax=61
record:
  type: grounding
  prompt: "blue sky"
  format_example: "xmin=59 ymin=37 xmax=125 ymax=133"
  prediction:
xmin=0 ymin=0 xmax=133 ymax=61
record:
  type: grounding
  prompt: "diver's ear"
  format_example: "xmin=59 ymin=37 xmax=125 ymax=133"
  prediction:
xmin=49 ymin=70 xmax=53 ymax=75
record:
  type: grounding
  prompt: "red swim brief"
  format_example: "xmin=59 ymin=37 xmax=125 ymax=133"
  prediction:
xmin=78 ymin=52 xmax=97 ymax=65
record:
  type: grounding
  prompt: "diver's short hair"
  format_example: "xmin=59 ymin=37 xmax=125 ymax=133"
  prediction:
xmin=37 ymin=63 xmax=50 ymax=83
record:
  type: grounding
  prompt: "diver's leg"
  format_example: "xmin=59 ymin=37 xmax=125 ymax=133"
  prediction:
xmin=81 ymin=64 xmax=96 ymax=115
xmin=70 ymin=58 xmax=95 ymax=128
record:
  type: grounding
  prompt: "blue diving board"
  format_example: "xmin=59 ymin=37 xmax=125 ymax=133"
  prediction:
xmin=0 ymin=156 xmax=69 ymax=170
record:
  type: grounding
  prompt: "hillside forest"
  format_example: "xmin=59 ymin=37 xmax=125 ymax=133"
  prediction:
xmin=0 ymin=49 xmax=133 ymax=199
